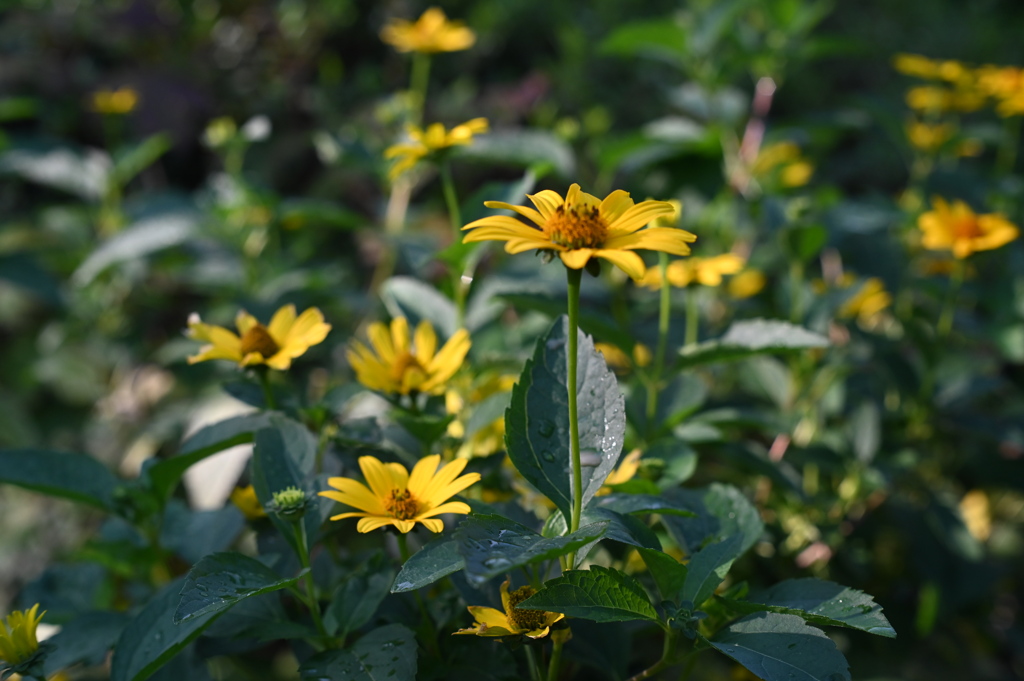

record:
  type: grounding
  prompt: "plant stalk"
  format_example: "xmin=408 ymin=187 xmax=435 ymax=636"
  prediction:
xmin=440 ymin=160 xmax=468 ymax=327
xmin=937 ymin=259 xmax=966 ymax=337
xmin=547 ymin=635 xmax=565 ymax=681
xmin=684 ymin=287 xmax=699 ymax=347
xmin=624 ymin=626 xmax=676 ymax=681
xmin=647 ymin=253 xmax=672 ymax=433
xmin=409 ymin=53 xmax=431 ymax=126
xmin=565 ymin=267 xmax=584 ymax=568
xmin=257 ymin=368 xmax=277 ymax=410
xmin=292 ymin=522 xmax=327 ymax=641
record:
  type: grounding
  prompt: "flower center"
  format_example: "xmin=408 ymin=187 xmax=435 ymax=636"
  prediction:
xmin=952 ymin=216 xmax=983 ymax=240
xmin=384 ymin=489 xmax=419 ymax=520
xmin=390 ymin=351 xmax=427 ymax=385
xmin=240 ymin=324 xmax=280 ymax=358
xmin=505 ymin=585 xmax=549 ymax=632
xmin=544 ymin=205 xmax=608 ymax=249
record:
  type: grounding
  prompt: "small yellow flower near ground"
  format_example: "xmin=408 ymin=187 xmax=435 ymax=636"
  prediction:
xmin=838 ymin=278 xmax=892 ymax=326
xmin=918 ymin=197 xmax=1020 ymax=259
xmin=598 ymin=449 xmax=642 ymax=495
xmin=453 ymin=579 xmax=564 ymax=638
xmin=230 ymin=485 xmax=267 ymax=520
xmin=906 ymin=120 xmax=955 ymax=152
xmin=462 ymin=184 xmax=693 ymax=281
xmin=380 ymin=7 xmax=475 ymax=54
xmin=893 ymin=53 xmax=940 ymax=80
xmin=91 ymin=87 xmax=139 ymax=114
xmin=187 ymin=305 xmax=331 ymax=370
xmin=728 ymin=268 xmax=767 ymax=299
xmin=641 ymin=254 xmax=745 ymax=289
xmin=348 ymin=317 xmax=470 ymax=396
xmin=384 ymin=118 xmax=489 ymax=180
xmin=0 ymin=604 xmax=44 ymax=667
xmin=320 ymin=454 xmax=480 ymax=533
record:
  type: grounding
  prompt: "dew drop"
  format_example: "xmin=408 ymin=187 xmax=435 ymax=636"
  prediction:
xmin=540 ymin=450 xmax=556 ymax=462
xmin=537 ymin=420 xmax=556 ymax=437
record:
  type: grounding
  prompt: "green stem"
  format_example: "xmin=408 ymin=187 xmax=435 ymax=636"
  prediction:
xmin=789 ymin=260 xmax=805 ymax=323
xmin=684 ymin=287 xmax=699 ymax=347
xmin=257 ymin=369 xmax=277 ymax=410
xmin=625 ymin=626 xmax=676 ymax=681
xmin=409 ymin=53 xmax=432 ymax=126
xmin=524 ymin=644 xmax=544 ymax=681
xmin=565 ymin=267 xmax=584 ymax=568
xmin=547 ymin=636 xmax=565 ymax=681
xmin=292 ymin=522 xmax=328 ymax=642
xmin=937 ymin=259 xmax=966 ymax=338
xmin=647 ymin=253 xmax=672 ymax=434
xmin=440 ymin=160 xmax=468 ymax=327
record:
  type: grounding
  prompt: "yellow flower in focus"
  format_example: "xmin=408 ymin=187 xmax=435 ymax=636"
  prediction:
xmin=91 ymin=87 xmax=139 ymax=115
xmin=384 ymin=118 xmax=489 ymax=180
xmin=0 ymin=604 xmax=44 ymax=667
xmin=446 ymin=373 xmax=517 ymax=458
xmin=599 ymin=449 xmax=642 ymax=495
xmin=641 ymin=254 xmax=744 ymax=289
xmin=838 ymin=278 xmax=892 ymax=325
xmin=320 ymin=454 xmax=480 ymax=533
xmin=728 ymin=269 xmax=767 ymax=299
xmin=348 ymin=317 xmax=470 ymax=396
xmin=463 ymin=184 xmax=693 ymax=280
xmin=230 ymin=485 xmax=267 ymax=520
xmin=380 ymin=7 xmax=476 ymax=54
xmin=918 ymin=197 xmax=1020 ymax=259
xmin=454 ymin=579 xmax=564 ymax=638
xmin=187 ymin=305 xmax=331 ymax=370
xmin=892 ymin=54 xmax=939 ymax=80
xmin=906 ymin=120 xmax=955 ymax=152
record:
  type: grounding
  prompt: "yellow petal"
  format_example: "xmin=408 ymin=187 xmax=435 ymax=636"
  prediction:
xmin=594 ymin=249 xmax=646 ymax=280
xmin=482 ymin=201 xmax=546 ymax=228
xmin=321 ymin=478 xmax=386 ymax=514
xmin=599 ymin=190 xmax=634 ymax=223
xmin=357 ymin=516 xmax=398 ymax=533
xmin=235 ymin=310 xmax=259 ymax=335
xmin=391 ymin=317 xmax=411 ymax=356
xmin=367 ymin=322 xmax=396 ymax=363
xmin=527 ymin=190 xmax=566 ymax=220
xmin=558 ymin=248 xmax=595 ymax=270
xmin=267 ymin=304 xmax=297 ymax=342
xmin=415 ymin=500 xmax=472 ymax=518
xmin=606 ymin=200 xmax=677 ymax=237
xmin=414 ymin=321 xmax=438 ymax=367
xmin=359 ymin=456 xmax=396 ymax=499
xmin=418 ymin=518 xmax=444 ymax=533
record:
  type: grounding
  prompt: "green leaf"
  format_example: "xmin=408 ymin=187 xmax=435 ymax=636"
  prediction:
xmin=299 ymin=624 xmax=417 ymax=681
xmin=709 ymin=613 xmax=851 ymax=681
xmin=518 ymin=566 xmax=659 ymax=623
xmin=455 ymin=513 xmax=607 ymax=584
xmin=681 ymin=535 xmax=745 ymax=607
xmin=505 ymin=316 xmax=626 ymax=521
xmin=637 ymin=548 xmax=688 ymax=603
xmin=325 ymin=553 xmax=394 ymax=638
xmin=278 ymin=198 xmax=364 ymax=231
xmin=544 ymin=508 xmax=660 ymax=558
xmin=147 ymin=413 xmax=270 ymax=501
xmin=662 ymin=483 xmax=764 ymax=557
xmin=0 ymin=449 xmax=119 ymax=510
xmin=677 ymin=319 xmax=828 ymax=369
xmin=43 ymin=611 xmax=129 ymax=676
xmin=73 ymin=210 xmax=201 ymax=285
xmin=456 ymin=129 xmax=575 ymax=178
xmin=784 ymin=224 xmax=828 ymax=262
xmin=392 ymin=411 xmax=455 ymax=448
xmin=160 ymin=503 xmax=245 ymax=564
xmin=110 ymin=578 xmax=222 ymax=681
xmin=600 ymin=20 xmax=688 ymax=63
xmin=0 ymin=253 xmax=62 ymax=305
xmin=381 ymin=276 xmax=458 ymax=339
xmin=849 ymin=402 xmax=881 ymax=464
xmin=742 ymin=578 xmax=895 ymax=638
xmin=251 ymin=420 xmax=320 ymax=550
xmin=0 ymin=141 xmax=109 ymax=200
xmin=112 ymin=133 xmax=170 ymax=186
xmin=174 ymin=552 xmax=305 ymax=623
xmin=595 ymin=493 xmax=697 ymax=518
xmin=391 ymin=537 xmax=464 ymax=593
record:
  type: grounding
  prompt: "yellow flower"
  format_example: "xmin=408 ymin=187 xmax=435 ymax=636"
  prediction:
xmin=640 ymin=254 xmax=744 ymax=289
xmin=348 ymin=317 xmax=470 ymax=396
xmin=728 ymin=268 xmax=767 ymax=299
xmin=893 ymin=53 xmax=940 ymax=80
xmin=0 ymin=604 xmax=44 ymax=667
xmin=781 ymin=161 xmax=814 ymax=187
xmin=462 ymin=184 xmax=693 ymax=280
xmin=906 ymin=120 xmax=954 ymax=152
xmin=187 ymin=305 xmax=331 ymax=370
xmin=960 ymin=490 xmax=991 ymax=542
xmin=599 ymin=449 xmax=642 ymax=494
xmin=918 ymin=197 xmax=1020 ymax=259
xmin=320 ymin=454 xmax=480 ymax=533
xmin=446 ymin=373 xmax=517 ymax=458
xmin=838 ymin=278 xmax=892 ymax=325
xmin=906 ymin=85 xmax=954 ymax=112
xmin=454 ymin=580 xmax=564 ymax=638
xmin=230 ymin=485 xmax=267 ymax=520
xmin=750 ymin=142 xmax=813 ymax=188
xmin=380 ymin=7 xmax=475 ymax=54
xmin=594 ymin=343 xmax=651 ymax=373
xmin=91 ymin=87 xmax=139 ymax=115
xmin=384 ymin=118 xmax=488 ymax=180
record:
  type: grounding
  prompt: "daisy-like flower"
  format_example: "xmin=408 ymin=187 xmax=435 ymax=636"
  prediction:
xmin=348 ymin=317 xmax=470 ymax=395
xmin=893 ymin=54 xmax=940 ymax=80
xmin=918 ymin=197 xmax=1020 ymax=259
xmin=384 ymin=118 xmax=488 ymax=180
xmin=187 ymin=305 xmax=331 ymax=370
xmin=0 ymin=604 xmax=44 ymax=668
xmin=445 ymin=373 xmax=517 ymax=459
xmin=462 ymin=184 xmax=694 ymax=280
xmin=906 ymin=120 xmax=955 ymax=152
xmin=838 ymin=278 xmax=892 ymax=326
xmin=320 ymin=454 xmax=480 ymax=533
xmin=453 ymin=580 xmax=564 ymax=639
xmin=380 ymin=7 xmax=475 ymax=54
xmin=727 ymin=268 xmax=767 ymax=299
xmin=640 ymin=254 xmax=745 ymax=289
xmin=91 ymin=87 xmax=139 ymax=115
xmin=598 ymin=448 xmax=643 ymax=495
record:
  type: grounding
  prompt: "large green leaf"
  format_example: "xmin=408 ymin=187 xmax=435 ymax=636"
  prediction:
xmin=600 ymin=20 xmax=688 ymax=63
xmin=709 ymin=613 xmax=851 ymax=681
xmin=43 ymin=611 xmax=129 ymax=676
xmin=110 ymin=578 xmax=221 ymax=681
xmin=147 ymin=413 xmax=270 ymax=501
xmin=0 ymin=449 xmax=119 ymax=510
xmin=677 ymin=319 xmax=828 ymax=369
xmin=681 ymin=535 xmax=745 ymax=607
xmin=662 ymin=483 xmax=763 ymax=556
xmin=73 ymin=210 xmax=201 ymax=285
xmin=505 ymin=316 xmax=626 ymax=520
xmin=543 ymin=507 xmax=660 ymax=560
xmin=518 ymin=566 xmax=659 ymax=623
xmin=391 ymin=537 xmax=465 ymax=593
xmin=381 ymin=276 xmax=458 ymax=339
xmin=637 ymin=548 xmax=688 ymax=603
xmin=325 ymin=553 xmax=394 ymax=638
xmin=739 ymin=579 xmax=895 ymax=638
xmin=299 ymin=624 xmax=417 ymax=681
xmin=174 ymin=552 xmax=305 ymax=623
xmin=0 ymin=141 xmax=109 ymax=200
xmin=456 ymin=513 xmax=606 ymax=584
xmin=251 ymin=418 xmax=320 ymax=550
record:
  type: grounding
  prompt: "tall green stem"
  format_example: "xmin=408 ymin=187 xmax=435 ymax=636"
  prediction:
xmin=684 ymin=287 xmax=699 ymax=347
xmin=937 ymin=259 xmax=966 ymax=337
xmin=565 ymin=267 xmax=583 ymax=568
xmin=440 ymin=160 xmax=468 ymax=327
xmin=524 ymin=644 xmax=544 ymax=681
xmin=409 ymin=53 xmax=432 ymax=126
xmin=547 ymin=635 xmax=565 ymax=681
xmin=257 ymin=368 xmax=277 ymax=410
xmin=646 ymin=253 xmax=671 ymax=435
xmin=292 ymin=522 xmax=327 ymax=640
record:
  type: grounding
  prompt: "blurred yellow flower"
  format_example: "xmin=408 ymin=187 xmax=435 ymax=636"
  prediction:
xmin=320 ymin=454 xmax=479 ymax=533
xmin=906 ymin=86 xmax=953 ymax=112
xmin=463 ymin=184 xmax=692 ymax=281
xmin=918 ymin=197 xmax=1020 ymax=259
xmin=454 ymin=579 xmax=564 ymax=638
xmin=0 ymin=604 xmax=44 ymax=667
xmin=446 ymin=373 xmax=517 ymax=458
xmin=187 ymin=305 xmax=331 ymax=370
xmin=893 ymin=53 xmax=939 ymax=80
xmin=384 ymin=118 xmax=488 ymax=180
xmin=594 ymin=343 xmax=651 ymax=372
xmin=381 ymin=7 xmax=475 ymax=54
xmin=91 ymin=87 xmax=138 ymax=115
xmin=599 ymin=448 xmax=642 ymax=494
xmin=728 ymin=268 xmax=767 ymax=299
xmin=230 ymin=485 xmax=267 ymax=520
xmin=781 ymin=161 xmax=814 ymax=187
xmin=906 ymin=120 xmax=954 ymax=152
xmin=751 ymin=142 xmax=813 ymax=188
xmin=348 ymin=317 xmax=470 ymax=395
xmin=641 ymin=254 xmax=744 ymax=289
xmin=838 ymin=278 xmax=892 ymax=325
xmin=960 ymin=490 xmax=991 ymax=542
